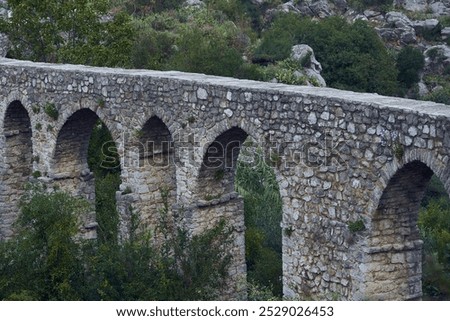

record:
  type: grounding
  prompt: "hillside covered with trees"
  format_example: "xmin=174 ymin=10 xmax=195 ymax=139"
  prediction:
xmin=0 ymin=0 xmax=449 ymax=300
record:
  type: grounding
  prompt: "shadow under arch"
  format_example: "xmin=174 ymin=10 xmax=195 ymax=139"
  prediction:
xmin=52 ymin=108 xmax=120 ymax=238
xmin=0 ymin=100 xmax=33 ymax=239
xmin=365 ymin=160 xmax=442 ymax=300
xmin=197 ymin=126 xmax=248 ymax=199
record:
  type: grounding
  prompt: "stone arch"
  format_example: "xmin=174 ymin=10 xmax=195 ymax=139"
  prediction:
xmin=123 ymin=115 xmax=177 ymax=230
xmin=0 ymin=100 xmax=33 ymax=239
xmin=364 ymin=150 xmax=450 ymax=300
xmin=52 ymin=108 xmax=103 ymax=180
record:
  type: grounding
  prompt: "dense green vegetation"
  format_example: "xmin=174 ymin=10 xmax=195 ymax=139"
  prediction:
xmin=236 ymin=145 xmax=282 ymax=297
xmin=0 ymin=185 xmax=231 ymax=300
xmin=254 ymin=14 xmax=399 ymax=95
xmin=0 ymin=0 xmax=134 ymax=66
xmin=1 ymin=0 xmax=450 ymax=300
xmin=420 ymin=177 xmax=450 ymax=300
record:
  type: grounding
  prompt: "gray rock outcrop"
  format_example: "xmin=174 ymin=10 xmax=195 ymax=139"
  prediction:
xmin=291 ymin=44 xmax=326 ymax=87
xmin=183 ymin=0 xmax=205 ymax=8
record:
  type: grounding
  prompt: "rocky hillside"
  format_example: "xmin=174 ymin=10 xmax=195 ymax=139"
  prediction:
xmin=1 ymin=0 xmax=450 ymax=102
xmin=247 ymin=0 xmax=450 ymax=99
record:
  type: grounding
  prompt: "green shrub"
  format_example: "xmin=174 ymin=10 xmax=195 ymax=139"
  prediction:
xmin=44 ymin=103 xmax=59 ymax=120
xmin=423 ymin=86 xmax=450 ymax=105
xmin=0 ymin=187 xmax=232 ymax=301
xmin=0 ymin=186 xmax=89 ymax=300
xmin=397 ymin=46 xmax=425 ymax=89
xmin=236 ymin=146 xmax=283 ymax=297
xmin=169 ymin=18 xmax=244 ymax=77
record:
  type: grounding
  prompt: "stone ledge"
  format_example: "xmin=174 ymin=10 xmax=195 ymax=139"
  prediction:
xmin=367 ymin=240 xmax=423 ymax=254
xmin=0 ymin=58 xmax=449 ymax=117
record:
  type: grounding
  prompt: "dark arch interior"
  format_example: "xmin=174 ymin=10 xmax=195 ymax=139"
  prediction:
xmin=367 ymin=160 xmax=435 ymax=300
xmin=197 ymin=127 xmax=248 ymax=198
xmin=139 ymin=116 xmax=174 ymax=167
xmin=1 ymin=101 xmax=33 ymax=239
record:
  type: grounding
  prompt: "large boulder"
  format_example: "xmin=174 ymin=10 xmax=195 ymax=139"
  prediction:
xmin=394 ymin=0 xmax=428 ymax=12
xmin=430 ymin=1 xmax=450 ymax=16
xmin=0 ymin=0 xmax=8 ymax=18
xmin=385 ymin=11 xmax=413 ymax=29
xmin=393 ymin=0 xmax=450 ymax=16
xmin=412 ymin=18 xmax=440 ymax=34
xmin=291 ymin=44 xmax=326 ymax=87
xmin=379 ymin=12 xmax=417 ymax=45
xmin=442 ymin=27 xmax=450 ymax=40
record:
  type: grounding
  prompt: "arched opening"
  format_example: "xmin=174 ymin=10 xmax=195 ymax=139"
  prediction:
xmin=53 ymin=108 xmax=120 ymax=240
xmin=235 ymin=139 xmax=283 ymax=298
xmin=196 ymin=127 xmax=283 ymax=299
xmin=367 ymin=160 xmax=439 ymax=300
xmin=197 ymin=127 xmax=248 ymax=199
xmin=133 ymin=116 xmax=176 ymax=230
xmin=0 ymin=101 xmax=33 ymax=239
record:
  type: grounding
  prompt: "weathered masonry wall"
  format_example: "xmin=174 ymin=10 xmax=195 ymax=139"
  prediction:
xmin=1 ymin=58 xmax=450 ymax=300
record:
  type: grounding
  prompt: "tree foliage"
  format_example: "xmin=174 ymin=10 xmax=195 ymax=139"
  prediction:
xmin=0 ymin=187 xmax=231 ymax=300
xmin=0 ymin=0 xmax=135 ymax=67
xmin=235 ymin=145 xmax=282 ymax=297
xmin=254 ymin=14 xmax=399 ymax=95
xmin=0 ymin=185 xmax=89 ymax=300
xmin=397 ymin=46 xmax=425 ymax=89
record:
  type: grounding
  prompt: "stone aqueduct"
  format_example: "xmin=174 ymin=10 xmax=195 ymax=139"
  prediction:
xmin=1 ymin=58 xmax=450 ymax=300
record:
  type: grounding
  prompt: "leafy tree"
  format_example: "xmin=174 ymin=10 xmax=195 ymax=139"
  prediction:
xmin=130 ymin=12 xmax=179 ymax=69
xmin=0 ymin=187 xmax=232 ymax=300
xmin=0 ymin=185 xmax=89 ymax=300
xmin=397 ymin=46 xmax=425 ymax=89
xmin=0 ymin=0 xmax=135 ymax=67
